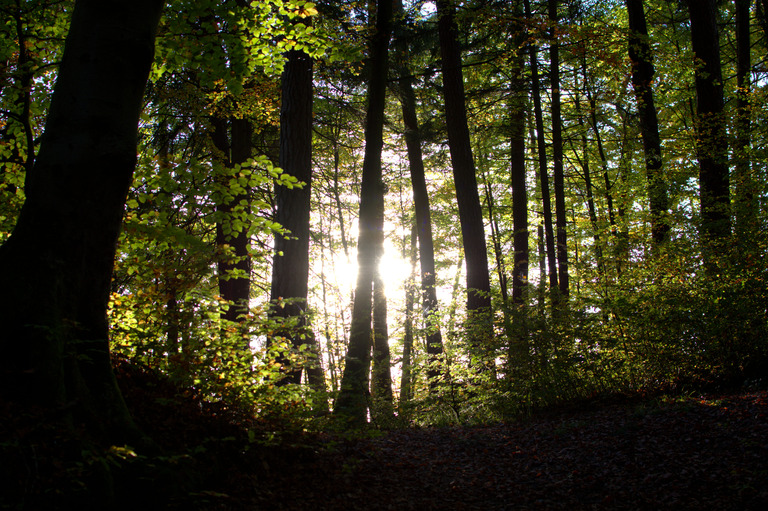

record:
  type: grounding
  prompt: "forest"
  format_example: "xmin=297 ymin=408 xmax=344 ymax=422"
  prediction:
xmin=1 ymin=0 xmax=767 ymax=508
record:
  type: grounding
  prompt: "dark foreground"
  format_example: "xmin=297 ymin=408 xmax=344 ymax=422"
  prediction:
xmin=4 ymin=361 xmax=768 ymax=510
xmin=261 ymin=392 xmax=768 ymax=511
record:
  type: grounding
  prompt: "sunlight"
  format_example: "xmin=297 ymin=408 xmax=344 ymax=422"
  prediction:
xmin=327 ymin=239 xmax=413 ymax=298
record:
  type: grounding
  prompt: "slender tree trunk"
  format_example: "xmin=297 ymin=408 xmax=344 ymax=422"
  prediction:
xmin=735 ymin=0 xmax=756 ymax=244
xmin=626 ymin=0 xmax=670 ymax=247
xmin=371 ymin=274 xmax=393 ymax=417
xmin=212 ymin=117 xmax=252 ymax=327
xmin=549 ymin=0 xmax=569 ymax=301
xmin=686 ymin=0 xmax=731 ymax=268
xmin=525 ymin=0 xmax=558 ymax=299
xmin=757 ymin=0 xmax=768 ymax=41
xmin=582 ymin=59 xmax=617 ymax=237
xmin=335 ymin=0 xmax=393 ymax=424
xmin=399 ymin=224 xmax=417 ymax=407
xmin=392 ymin=0 xmax=446 ymax=384
xmin=510 ymin=45 xmax=528 ymax=306
xmin=0 ymin=0 xmax=164 ymax=445
xmin=437 ymin=0 xmax=493 ymax=363
xmin=572 ymin=77 xmax=605 ymax=275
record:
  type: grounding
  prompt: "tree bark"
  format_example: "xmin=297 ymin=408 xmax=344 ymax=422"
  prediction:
xmin=393 ymin=0 xmax=446 ymax=385
xmin=549 ymin=0 xmax=569 ymax=301
xmin=525 ymin=0 xmax=558 ymax=300
xmin=269 ymin=46 xmax=322 ymax=388
xmin=0 ymin=0 xmax=164 ymax=445
xmin=626 ymin=0 xmax=670 ymax=247
xmin=734 ymin=0 xmax=756 ymax=244
xmin=436 ymin=0 xmax=493 ymax=360
xmin=212 ymin=117 xmax=252 ymax=327
xmin=335 ymin=0 xmax=393 ymax=424
xmin=509 ymin=36 xmax=528 ymax=306
xmin=686 ymin=0 xmax=731 ymax=267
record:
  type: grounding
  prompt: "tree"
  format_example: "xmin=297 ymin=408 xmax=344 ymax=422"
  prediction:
xmin=335 ymin=0 xmax=394 ymax=423
xmin=549 ymin=0 xmax=569 ymax=301
xmin=0 ymin=0 xmax=164 ymax=443
xmin=626 ymin=0 xmax=670 ymax=247
xmin=686 ymin=0 xmax=731 ymax=267
xmin=734 ymin=0 xmax=756 ymax=244
xmin=212 ymin=116 xmax=253 ymax=326
xmin=393 ymin=0 xmax=446 ymax=386
xmin=269 ymin=46 xmax=321 ymax=386
xmin=525 ymin=0 xmax=558 ymax=300
xmin=436 ymin=0 xmax=493 ymax=360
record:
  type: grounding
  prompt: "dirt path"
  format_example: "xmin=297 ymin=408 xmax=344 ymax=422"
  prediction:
xmin=255 ymin=392 xmax=768 ymax=510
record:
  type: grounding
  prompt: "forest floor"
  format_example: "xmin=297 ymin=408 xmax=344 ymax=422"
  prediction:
xmin=248 ymin=390 xmax=768 ymax=511
xmin=112 ymin=355 xmax=768 ymax=511
xmin=5 ymin=361 xmax=768 ymax=510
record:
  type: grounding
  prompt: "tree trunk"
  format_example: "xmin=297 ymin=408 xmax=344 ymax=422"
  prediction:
xmin=269 ymin=46 xmax=321 ymax=388
xmin=399 ymin=224 xmax=417 ymax=407
xmin=392 ymin=0 xmax=446 ymax=385
xmin=549 ymin=0 xmax=569 ymax=302
xmin=734 ymin=0 xmax=756 ymax=245
xmin=334 ymin=0 xmax=393 ymax=424
xmin=212 ymin=117 xmax=252 ymax=327
xmin=572 ymin=98 xmax=604 ymax=275
xmin=525 ymin=0 xmax=558 ymax=300
xmin=437 ymin=0 xmax=493 ymax=362
xmin=626 ymin=0 xmax=670 ymax=247
xmin=371 ymin=274 xmax=394 ymax=417
xmin=0 ymin=0 xmax=164 ymax=445
xmin=509 ymin=35 xmax=528 ymax=306
xmin=686 ymin=0 xmax=731 ymax=267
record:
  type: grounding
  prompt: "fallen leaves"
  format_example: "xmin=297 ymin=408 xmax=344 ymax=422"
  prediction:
xmin=257 ymin=392 xmax=768 ymax=510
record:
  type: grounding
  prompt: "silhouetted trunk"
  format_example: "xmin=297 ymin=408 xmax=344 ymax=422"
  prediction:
xmin=269 ymin=47 xmax=323 ymax=390
xmin=510 ymin=37 xmax=528 ymax=306
xmin=371 ymin=274 xmax=393 ymax=417
xmin=572 ymin=89 xmax=604 ymax=275
xmin=549 ymin=0 xmax=569 ymax=301
xmin=525 ymin=0 xmax=558 ymax=299
xmin=0 ymin=0 xmax=164 ymax=445
xmin=393 ymin=0 xmax=446 ymax=384
xmin=212 ymin=117 xmax=252 ymax=327
xmin=437 ymin=0 xmax=492 ymax=359
xmin=687 ymin=0 xmax=731 ymax=268
xmin=735 ymin=0 xmax=756 ymax=244
xmin=399 ymin=225 xmax=417 ymax=406
xmin=626 ymin=0 xmax=670 ymax=247
xmin=335 ymin=0 xmax=393 ymax=424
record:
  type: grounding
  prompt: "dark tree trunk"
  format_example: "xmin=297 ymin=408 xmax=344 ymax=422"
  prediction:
xmin=686 ymin=0 xmax=731 ymax=266
xmin=335 ymin=0 xmax=393 ymax=424
xmin=269 ymin=47 xmax=322 ymax=389
xmin=735 ymin=0 xmax=756 ymax=244
xmin=525 ymin=0 xmax=558 ymax=299
xmin=582 ymin=58 xmax=617 ymax=237
xmin=212 ymin=117 xmax=252 ymax=327
xmin=572 ymin=86 xmax=605 ymax=275
xmin=549 ymin=0 xmax=569 ymax=301
xmin=437 ymin=0 xmax=493 ymax=358
xmin=371 ymin=274 xmax=393 ymax=417
xmin=626 ymin=0 xmax=670 ymax=247
xmin=0 ymin=0 xmax=164 ymax=444
xmin=510 ymin=46 xmax=528 ymax=306
xmin=393 ymin=0 xmax=446 ymax=385
xmin=399 ymin=225 xmax=417 ymax=407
